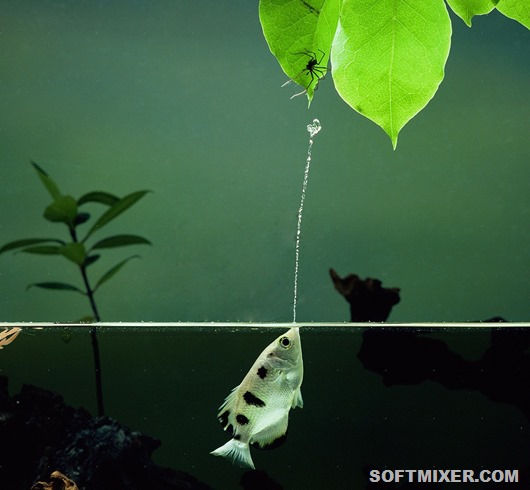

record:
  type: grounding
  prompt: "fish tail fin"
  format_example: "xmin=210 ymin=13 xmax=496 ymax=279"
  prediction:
xmin=210 ymin=439 xmax=255 ymax=469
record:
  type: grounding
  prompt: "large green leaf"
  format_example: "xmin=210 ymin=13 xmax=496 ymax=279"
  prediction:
xmin=446 ymin=0 xmax=496 ymax=26
xmin=78 ymin=191 xmax=120 ymax=206
xmin=27 ymin=282 xmax=85 ymax=294
xmin=259 ymin=0 xmax=340 ymax=104
xmin=94 ymin=255 xmax=139 ymax=291
xmin=59 ymin=243 xmax=87 ymax=265
xmin=91 ymin=234 xmax=152 ymax=250
xmin=84 ymin=191 xmax=150 ymax=240
xmin=0 ymin=238 xmax=65 ymax=254
xmin=496 ymin=0 xmax=530 ymax=29
xmin=44 ymin=195 xmax=78 ymax=225
xmin=31 ymin=161 xmax=61 ymax=200
xmin=332 ymin=0 xmax=452 ymax=148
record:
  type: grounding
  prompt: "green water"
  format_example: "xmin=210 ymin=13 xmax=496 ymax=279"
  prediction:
xmin=1 ymin=324 xmax=529 ymax=488
xmin=0 ymin=1 xmax=529 ymax=323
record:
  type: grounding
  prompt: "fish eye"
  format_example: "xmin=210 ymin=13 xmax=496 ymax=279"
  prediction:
xmin=278 ymin=336 xmax=292 ymax=349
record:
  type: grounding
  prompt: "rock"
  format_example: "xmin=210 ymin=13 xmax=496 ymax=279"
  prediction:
xmin=0 ymin=377 xmax=212 ymax=490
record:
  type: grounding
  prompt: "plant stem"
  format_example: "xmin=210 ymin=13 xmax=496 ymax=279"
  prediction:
xmin=80 ymin=265 xmax=105 ymax=417
xmin=71 ymin=226 xmax=105 ymax=417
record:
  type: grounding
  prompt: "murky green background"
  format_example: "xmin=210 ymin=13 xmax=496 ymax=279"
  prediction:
xmin=0 ymin=1 xmax=529 ymax=322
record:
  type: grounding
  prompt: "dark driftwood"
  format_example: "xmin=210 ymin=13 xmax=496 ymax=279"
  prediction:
xmin=330 ymin=268 xmax=400 ymax=322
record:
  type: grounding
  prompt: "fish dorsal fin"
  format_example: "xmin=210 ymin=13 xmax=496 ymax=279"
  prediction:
xmin=251 ymin=411 xmax=289 ymax=449
xmin=217 ymin=384 xmax=239 ymax=416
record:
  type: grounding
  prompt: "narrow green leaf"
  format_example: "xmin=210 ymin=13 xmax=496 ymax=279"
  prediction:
xmin=259 ymin=0 xmax=340 ymax=104
xmin=20 ymin=245 xmax=61 ymax=255
xmin=91 ymin=235 xmax=152 ymax=250
xmin=496 ymin=0 xmax=530 ymax=29
xmin=84 ymin=254 xmax=101 ymax=267
xmin=31 ymin=161 xmax=62 ymax=200
xmin=78 ymin=191 xmax=120 ymax=206
xmin=44 ymin=195 xmax=78 ymax=225
xmin=74 ymin=212 xmax=91 ymax=227
xmin=84 ymin=190 xmax=150 ymax=240
xmin=27 ymin=282 xmax=86 ymax=294
xmin=0 ymin=238 xmax=65 ymax=254
xmin=332 ymin=0 xmax=452 ymax=148
xmin=59 ymin=243 xmax=87 ymax=265
xmin=446 ymin=0 xmax=496 ymax=26
xmin=94 ymin=255 xmax=140 ymax=291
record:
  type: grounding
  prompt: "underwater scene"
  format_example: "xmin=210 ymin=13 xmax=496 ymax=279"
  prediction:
xmin=0 ymin=0 xmax=529 ymax=489
xmin=1 ymin=324 xmax=530 ymax=489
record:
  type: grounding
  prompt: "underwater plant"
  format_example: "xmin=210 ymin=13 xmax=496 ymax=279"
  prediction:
xmin=259 ymin=0 xmax=529 ymax=147
xmin=0 ymin=162 xmax=151 ymax=415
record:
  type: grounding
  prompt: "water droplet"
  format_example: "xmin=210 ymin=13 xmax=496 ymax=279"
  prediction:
xmin=306 ymin=118 xmax=322 ymax=138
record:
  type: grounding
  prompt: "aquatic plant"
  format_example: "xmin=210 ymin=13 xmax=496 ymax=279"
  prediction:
xmin=259 ymin=0 xmax=529 ymax=148
xmin=0 ymin=162 xmax=151 ymax=415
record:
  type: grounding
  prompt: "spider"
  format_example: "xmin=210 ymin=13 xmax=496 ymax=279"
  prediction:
xmin=282 ymin=49 xmax=327 ymax=98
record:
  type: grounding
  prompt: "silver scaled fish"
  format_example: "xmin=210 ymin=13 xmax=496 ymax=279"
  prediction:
xmin=210 ymin=327 xmax=304 ymax=469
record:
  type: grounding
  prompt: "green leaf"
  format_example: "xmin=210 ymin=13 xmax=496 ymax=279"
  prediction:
xmin=44 ymin=195 xmax=78 ymax=225
xmin=84 ymin=190 xmax=150 ymax=240
xmin=496 ymin=0 xmax=530 ymax=29
xmin=84 ymin=254 xmax=101 ymax=267
xmin=20 ymin=245 xmax=61 ymax=255
xmin=91 ymin=234 xmax=152 ymax=250
xmin=446 ymin=0 xmax=496 ymax=26
xmin=259 ymin=0 xmax=340 ymax=104
xmin=74 ymin=212 xmax=91 ymax=226
xmin=0 ymin=238 xmax=65 ymax=254
xmin=59 ymin=243 xmax=87 ymax=265
xmin=332 ymin=0 xmax=452 ymax=148
xmin=94 ymin=255 xmax=140 ymax=291
xmin=27 ymin=282 xmax=85 ymax=294
xmin=31 ymin=161 xmax=62 ymax=200
xmin=78 ymin=191 xmax=120 ymax=206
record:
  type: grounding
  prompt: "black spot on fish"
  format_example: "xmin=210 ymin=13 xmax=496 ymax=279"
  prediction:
xmin=234 ymin=434 xmax=241 ymax=441
xmin=243 ymin=391 xmax=266 ymax=407
xmin=218 ymin=410 xmax=230 ymax=428
xmin=236 ymin=414 xmax=250 ymax=425
xmin=257 ymin=366 xmax=268 ymax=379
xmin=225 ymin=424 xmax=234 ymax=436
xmin=252 ymin=433 xmax=287 ymax=450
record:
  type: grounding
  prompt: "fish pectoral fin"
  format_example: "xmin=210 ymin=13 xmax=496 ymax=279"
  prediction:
xmin=251 ymin=412 xmax=289 ymax=450
xmin=210 ymin=438 xmax=255 ymax=470
xmin=292 ymin=387 xmax=303 ymax=409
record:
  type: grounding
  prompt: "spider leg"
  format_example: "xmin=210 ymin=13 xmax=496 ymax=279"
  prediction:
xmin=305 ymin=70 xmax=316 ymax=90
xmin=290 ymin=88 xmax=308 ymax=99
xmin=293 ymin=50 xmax=317 ymax=59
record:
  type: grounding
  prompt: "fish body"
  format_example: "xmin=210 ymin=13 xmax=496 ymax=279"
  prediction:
xmin=211 ymin=327 xmax=304 ymax=469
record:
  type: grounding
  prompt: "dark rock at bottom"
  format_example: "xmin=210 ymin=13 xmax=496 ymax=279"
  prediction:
xmin=0 ymin=376 xmax=212 ymax=490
